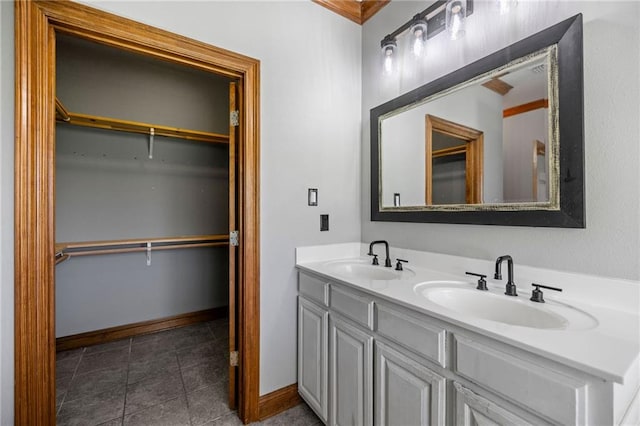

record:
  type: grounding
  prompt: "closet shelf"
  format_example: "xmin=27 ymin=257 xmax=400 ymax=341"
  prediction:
xmin=55 ymin=234 xmax=229 ymax=262
xmin=55 ymin=98 xmax=229 ymax=144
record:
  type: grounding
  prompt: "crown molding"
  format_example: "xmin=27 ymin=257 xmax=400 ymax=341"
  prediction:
xmin=312 ymin=0 xmax=390 ymax=25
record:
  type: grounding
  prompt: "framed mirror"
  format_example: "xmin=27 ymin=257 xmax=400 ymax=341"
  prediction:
xmin=371 ymin=14 xmax=584 ymax=227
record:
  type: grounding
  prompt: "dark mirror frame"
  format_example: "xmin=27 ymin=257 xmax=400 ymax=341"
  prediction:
xmin=371 ymin=14 xmax=584 ymax=228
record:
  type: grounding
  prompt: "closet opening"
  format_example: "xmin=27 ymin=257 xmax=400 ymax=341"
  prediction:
xmin=15 ymin=1 xmax=260 ymax=424
xmin=53 ymin=33 xmax=241 ymax=424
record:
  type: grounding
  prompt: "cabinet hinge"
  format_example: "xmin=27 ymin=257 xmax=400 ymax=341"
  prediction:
xmin=230 ymin=230 xmax=239 ymax=247
xmin=230 ymin=110 xmax=239 ymax=126
xmin=230 ymin=350 xmax=239 ymax=367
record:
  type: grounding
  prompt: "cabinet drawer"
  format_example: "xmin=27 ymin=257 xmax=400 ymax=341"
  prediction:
xmin=454 ymin=336 xmax=587 ymax=425
xmin=376 ymin=304 xmax=446 ymax=368
xmin=299 ymin=272 xmax=329 ymax=306
xmin=330 ymin=285 xmax=374 ymax=330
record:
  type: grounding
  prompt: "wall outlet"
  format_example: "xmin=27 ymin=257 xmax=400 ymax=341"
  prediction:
xmin=320 ymin=214 xmax=329 ymax=231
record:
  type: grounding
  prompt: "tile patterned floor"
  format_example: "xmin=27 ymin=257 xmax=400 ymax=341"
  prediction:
xmin=56 ymin=319 xmax=321 ymax=425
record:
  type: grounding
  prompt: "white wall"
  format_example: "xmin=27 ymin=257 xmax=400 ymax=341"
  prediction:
xmin=362 ymin=1 xmax=640 ymax=281
xmin=503 ymin=109 xmax=548 ymax=202
xmin=76 ymin=0 xmax=363 ymax=396
xmin=0 ymin=0 xmax=14 ymax=422
xmin=381 ymin=84 xmax=503 ymax=206
xmin=0 ymin=1 xmax=362 ymax=416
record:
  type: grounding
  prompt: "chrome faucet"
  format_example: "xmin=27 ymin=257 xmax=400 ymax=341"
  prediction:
xmin=494 ymin=255 xmax=517 ymax=296
xmin=368 ymin=240 xmax=392 ymax=267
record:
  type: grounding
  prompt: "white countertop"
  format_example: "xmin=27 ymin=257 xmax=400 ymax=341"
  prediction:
xmin=296 ymin=243 xmax=640 ymax=385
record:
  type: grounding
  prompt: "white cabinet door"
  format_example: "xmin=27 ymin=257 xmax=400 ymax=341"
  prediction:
xmin=298 ymin=297 xmax=329 ymax=422
xmin=330 ymin=316 xmax=374 ymax=426
xmin=454 ymin=382 xmax=541 ymax=426
xmin=375 ymin=341 xmax=446 ymax=426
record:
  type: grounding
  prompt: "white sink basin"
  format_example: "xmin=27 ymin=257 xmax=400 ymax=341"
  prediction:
xmin=324 ymin=260 xmax=414 ymax=281
xmin=414 ymin=284 xmax=598 ymax=330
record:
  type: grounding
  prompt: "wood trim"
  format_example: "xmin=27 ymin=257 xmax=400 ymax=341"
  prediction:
xmin=57 ymin=107 xmax=229 ymax=144
xmin=15 ymin=1 xmax=261 ymax=423
xmin=481 ymin=77 xmax=513 ymax=96
xmin=56 ymin=307 xmax=228 ymax=352
xmin=425 ymin=114 xmax=484 ymax=205
xmin=361 ymin=1 xmax=390 ymax=23
xmin=14 ymin=2 xmax=57 ymax=423
xmin=503 ymin=98 xmax=549 ymax=118
xmin=258 ymin=384 xmax=302 ymax=421
xmin=312 ymin=0 xmax=389 ymax=25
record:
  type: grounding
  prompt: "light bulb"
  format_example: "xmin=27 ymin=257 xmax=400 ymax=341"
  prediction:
xmin=409 ymin=18 xmax=427 ymax=58
xmin=384 ymin=52 xmax=394 ymax=75
xmin=446 ymin=0 xmax=466 ymax=41
xmin=381 ymin=37 xmax=397 ymax=76
xmin=497 ymin=0 xmax=517 ymax=15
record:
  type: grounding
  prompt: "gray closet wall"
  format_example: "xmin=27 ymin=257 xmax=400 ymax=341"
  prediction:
xmin=55 ymin=36 xmax=232 ymax=337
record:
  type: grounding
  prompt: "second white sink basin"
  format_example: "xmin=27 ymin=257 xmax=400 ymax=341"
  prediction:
xmin=415 ymin=284 xmax=598 ymax=330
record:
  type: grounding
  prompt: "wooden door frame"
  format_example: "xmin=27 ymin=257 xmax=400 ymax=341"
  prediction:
xmin=425 ymin=114 xmax=483 ymax=205
xmin=14 ymin=1 xmax=260 ymax=424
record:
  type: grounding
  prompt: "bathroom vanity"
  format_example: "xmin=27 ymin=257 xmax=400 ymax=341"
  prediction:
xmin=296 ymin=243 xmax=640 ymax=426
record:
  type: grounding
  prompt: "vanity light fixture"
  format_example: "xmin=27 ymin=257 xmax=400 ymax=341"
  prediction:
xmin=446 ymin=0 xmax=467 ymax=40
xmin=379 ymin=0 xmax=473 ymax=72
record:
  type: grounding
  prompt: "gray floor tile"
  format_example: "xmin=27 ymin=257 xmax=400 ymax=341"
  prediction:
xmin=97 ymin=419 xmax=124 ymax=426
xmin=171 ymin=325 xmax=215 ymax=350
xmin=57 ymin=347 xmax=85 ymax=361
xmin=66 ymin=367 xmax=127 ymax=403
xmin=52 ymin=322 xmax=314 ymax=426
xmin=131 ymin=329 xmax=176 ymax=347
xmin=57 ymin=386 xmax=126 ymax=426
xmin=123 ymin=395 xmax=191 ymax=426
xmin=57 ymin=373 xmax=74 ymax=407
xmin=201 ymin=411 xmax=244 ymax=426
xmin=127 ymin=351 xmax=180 ymax=385
xmin=129 ymin=339 xmax=174 ymax=362
xmin=181 ymin=358 xmax=227 ymax=393
xmin=260 ymin=403 xmax=321 ymax=426
xmin=187 ymin=381 xmax=232 ymax=426
xmin=125 ymin=369 xmax=185 ymax=416
xmin=57 ymin=354 xmax=83 ymax=376
xmin=177 ymin=341 xmax=225 ymax=369
xmin=76 ymin=347 xmax=130 ymax=375
xmin=85 ymin=338 xmax=131 ymax=355
xmin=207 ymin=320 xmax=229 ymax=342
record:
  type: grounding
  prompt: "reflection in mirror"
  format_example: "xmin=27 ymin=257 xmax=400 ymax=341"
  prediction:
xmin=380 ymin=50 xmax=554 ymax=208
xmin=371 ymin=13 xmax=584 ymax=227
xmin=427 ymin=115 xmax=483 ymax=205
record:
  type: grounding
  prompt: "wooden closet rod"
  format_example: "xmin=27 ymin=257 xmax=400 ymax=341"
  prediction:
xmin=55 ymin=234 xmax=229 ymax=264
xmin=54 ymin=97 xmax=229 ymax=144
xmin=56 ymin=234 xmax=228 ymax=252
xmin=62 ymin=241 xmax=227 ymax=258
xmin=55 ymin=98 xmax=71 ymax=122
